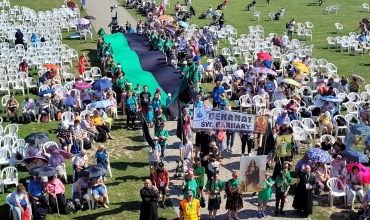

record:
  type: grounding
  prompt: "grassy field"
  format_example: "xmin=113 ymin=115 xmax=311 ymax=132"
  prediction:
xmin=0 ymin=0 xmax=178 ymax=219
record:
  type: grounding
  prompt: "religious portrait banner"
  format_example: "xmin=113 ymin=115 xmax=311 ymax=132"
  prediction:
xmin=239 ymin=155 xmax=268 ymax=193
xmin=276 ymin=135 xmax=292 ymax=158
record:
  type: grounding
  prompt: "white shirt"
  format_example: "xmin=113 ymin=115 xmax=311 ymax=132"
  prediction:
xmin=222 ymin=75 xmax=232 ymax=84
xmin=73 ymin=154 xmax=88 ymax=166
xmin=274 ymin=86 xmax=286 ymax=100
xmin=281 ymin=34 xmax=289 ymax=46
xmin=179 ymin=141 xmax=193 ymax=159
xmin=36 ymin=98 xmax=48 ymax=109
xmin=22 ymin=99 xmax=35 ymax=112
xmin=316 ymin=77 xmax=325 ymax=87
xmin=288 ymin=21 xmax=295 ymax=31
xmin=149 ymin=144 xmax=161 ymax=162
xmin=233 ymin=69 xmax=244 ymax=78
xmin=204 ymin=63 xmax=214 ymax=71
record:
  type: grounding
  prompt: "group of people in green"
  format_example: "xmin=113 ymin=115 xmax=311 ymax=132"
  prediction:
xmin=150 ymin=31 xmax=173 ymax=53
xmin=179 ymin=59 xmax=202 ymax=92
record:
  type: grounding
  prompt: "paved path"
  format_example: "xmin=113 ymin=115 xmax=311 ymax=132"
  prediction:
xmin=83 ymin=1 xmax=311 ymax=219
xmin=84 ymin=0 xmax=137 ymax=33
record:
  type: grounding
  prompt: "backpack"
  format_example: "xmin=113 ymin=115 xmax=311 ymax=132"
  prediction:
xmin=71 ymin=142 xmax=79 ymax=154
xmin=221 ymin=82 xmax=230 ymax=90
xmin=155 ymin=116 xmax=164 ymax=128
xmin=224 ymin=179 xmax=233 ymax=196
xmin=97 ymin=130 xmax=107 ymax=142
xmin=285 ymin=23 xmax=290 ymax=28
xmin=64 ymin=199 xmax=77 ymax=214
xmin=299 ymin=109 xmax=311 ymax=118
xmin=83 ymin=139 xmax=92 ymax=150
xmin=336 ymin=117 xmax=346 ymax=126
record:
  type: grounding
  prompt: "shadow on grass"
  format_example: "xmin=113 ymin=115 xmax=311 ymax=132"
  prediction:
xmin=110 ymin=161 xmax=148 ymax=171
xmin=126 ymin=145 xmax=146 ymax=151
xmin=114 ymin=175 xmax=146 ymax=182
xmin=126 ymin=135 xmax=146 ymax=143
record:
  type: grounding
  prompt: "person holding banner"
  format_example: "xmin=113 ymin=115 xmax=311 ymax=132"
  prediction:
xmin=277 ymin=121 xmax=295 ymax=164
xmin=219 ymin=94 xmax=230 ymax=111
xmin=211 ymin=81 xmax=225 ymax=109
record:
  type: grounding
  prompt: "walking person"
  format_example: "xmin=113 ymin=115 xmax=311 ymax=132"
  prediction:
xmin=226 ymin=131 xmax=235 ymax=152
xmin=123 ymin=91 xmax=138 ymax=130
xmin=179 ymin=190 xmax=201 ymax=220
xmin=153 ymin=162 xmax=170 ymax=209
xmin=240 ymin=132 xmax=254 ymax=157
xmin=140 ymin=179 xmax=159 ymax=220
xmin=275 ymin=165 xmax=291 ymax=216
xmin=226 ymin=171 xmax=243 ymax=220
xmin=257 ymin=172 xmax=273 ymax=218
xmin=204 ymin=173 xmax=223 ymax=219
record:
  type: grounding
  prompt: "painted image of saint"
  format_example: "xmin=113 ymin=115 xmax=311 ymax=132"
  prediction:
xmin=254 ymin=116 xmax=268 ymax=133
xmin=244 ymin=159 xmax=260 ymax=192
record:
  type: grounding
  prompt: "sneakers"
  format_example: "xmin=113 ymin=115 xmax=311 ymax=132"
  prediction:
xmin=257 ymin=213 xmax=263 ymax=218
xmin=161 ymin=204 xmax=167 ymax=209
xmin=279 ymin=210 xmax=285 ymax=215
xmin=262 ymin=212 xmax=266 ymax=217
xmin=274 ymin=210 xmax=279 ymax=216
xmin=230 ymin=148 xmax=233 ymax=152
xmin=242 ymin=154 xmax=245 ymax=157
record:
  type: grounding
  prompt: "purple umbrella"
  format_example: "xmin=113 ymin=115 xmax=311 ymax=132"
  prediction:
xmin=46 ymin=146 xmax=72 ymax=159
xmin=23 ymin=155 xmax=49 ymax=164
xmin=251 ymin=67 xmax=264 ymax=73
xmin=263 ymin=68 xmax=277 ymax=76
xmin=74 ymin=82 xmax=92 ymax=90
xmin=78 ymin=18 xmax=90 ymax=25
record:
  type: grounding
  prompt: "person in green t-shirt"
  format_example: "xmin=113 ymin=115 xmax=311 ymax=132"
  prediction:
xmin=155 ymin=123 xmax=169 ymax=159
xmin=226 ymin=171 xmax=243 ymax=220
xmin=182 ymin=170 xmax=198 ymax=199
xmin=257 ymin=172 xmax=273 ymax=218
xmin=275 ymin=167 xmax=291 ymax=216
xmin=180 ymin=61 xmax=189 ymax=76
xmin=97 ymin=27 xmax=106 ymax=37
xmin=205 ymin=173 xmax=223 ymax=219
xmin=192 ymin=158 xmax=205 ymax=198
xmin=134 ymin=83 xmax=143 ymax=98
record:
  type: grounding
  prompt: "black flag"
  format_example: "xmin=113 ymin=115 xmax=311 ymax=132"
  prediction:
xmin=176 ymin=103 xmax=187 ymax=145
xmin=141 ymin=113 xmax=155 ymax=148
xmin=166 ymin=77 xmax=194 ymax=118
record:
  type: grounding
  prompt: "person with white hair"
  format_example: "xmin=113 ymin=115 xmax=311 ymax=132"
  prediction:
xmin=280 ymin=32 xmax=289 ymax=53
xmin=318 ymin=111 xmax=333 ymax=134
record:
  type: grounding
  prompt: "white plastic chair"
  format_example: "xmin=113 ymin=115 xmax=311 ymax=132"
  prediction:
xmin=0 ymin=136 xmax=17 ymax=153
xmin=4 ymin=124 xmax=18 ymax=139
xmin=290 ymin=120 xmax=304 ymax=129
xmin=327 ymin=177 xmax=346 ymax=207
xmin=42 ymin=141 xmax=59 ymax=154
xmin=88 ymin=184 xmax=109 ymax=208
xmin=11 ymin=146 xmax=26 ymax=166
xmin=334 ymin=115 xmax=348 ymax=137
xmin=24 ymin=77 xmax=37 ymax=94
xmin=61 ymin=111 xmax=75 ymax=126
xmin=252 ymin=95 xmax=266 ymax=114
xmin=0 ymin=148 xmax=11 ymax=168
xmin=239 ymin=95 xmax=253 ymax=113
xmin=301 ymin=118 xmax=317 ymax=138
xmin=253 ymin=11 xmax=261 ymax=21
xmin=90 ymin=67 xmax=102 ymax=79
xmin=320 ymin=134 xmax=335 ymax=144
xmin=1 ymin=167 xmax=18 ymax=193
xmin=0 ymin=80 xmax=10 ymax=95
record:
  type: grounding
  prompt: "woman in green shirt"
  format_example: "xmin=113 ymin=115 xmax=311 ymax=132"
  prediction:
xmin=192 ymin=158 xmax=205 ymax=199
xmin=257 ymin=172 xmax=273 ymax=218
xmin=226 ymin=171 xmax=243 ymax=220
xmin=275 ymin=167 xmax=291 ymax=216
xmin=155 ymin=123 xmax=169 ymax=159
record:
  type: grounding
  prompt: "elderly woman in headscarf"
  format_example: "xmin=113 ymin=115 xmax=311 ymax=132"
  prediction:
xmin=15 ymin=29 xmax=24 ymax=45
xmin=49 ymin=150 xmax=65 ymax=178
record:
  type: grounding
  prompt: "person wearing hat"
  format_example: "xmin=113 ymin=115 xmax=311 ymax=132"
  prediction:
xmin=134 ymin=83 xmax=143 ymax=98
xmin=165 ymin=93 xmax=172 ymax=108
xmin=149 ymin=137 xmax=161 ymax=177
xmin=72 ymin=148 xmax=88 ymax=180
xmin=180 ymin=60 xmax=190 ymax=77
xmin=203 ymin=142 xmax=221 ymax=180
xmin=219 ymin=94 xmax=230 ymax=111
xmin=274 ymin=110 xmax=290 ymax=132
xmin=211 ymin=81 xmax=225 ymax=109
xmin=192 ymin=157 xmax=205 ymax=199
xmin=179 ymin=189 xmax=200 ymax=220
xmin=49 ymin=149 xmax=65 ymax=178
xmin=153 ymin=161 xmax=170 ymax=208
xmin=147 ymin=105 xmax=154 ymax=127
xmin=97 ymin=27 xmax=106 ymax=37
xmin=36 ymin=94 xmax=51 ymax=123
xmin=103 ymin=43 xmax=114 ymax=58
xmin=318 ymin=111 xmax=333 ymax=135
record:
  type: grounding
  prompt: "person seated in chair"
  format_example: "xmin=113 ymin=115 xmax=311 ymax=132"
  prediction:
xmin=50 ymin=150 xmax=65 ymax=179
xmin=6 ymin=94 xmax=19 ymax=122
xmin=285 ymin=100 xmax=298 ymax=120
xmin=246 ymin=0 xmax=256 ymax=10
xmin=57 ymin=123 xmax=73 ymax=153
xmin=66 ymin=90 xmax=79 ymax=112
xmin=361 ymin=103 xmax=370 ymax=125
xmin=36 ymin=95 xmax=51 ymax=123
xmin=9 ymin=184 xmax=32 ymax=219
xmin=90 ymin=176 xmax=109 ymax=209
xmin=45 ymin=175 xmax=66 ymax=214
xmin=72 ymin=119 xmax=91 ymax=143
xmin=22 ymin=96 xmax=35 ymax=123
xmin=28 ymin=176 xmax=47 ymax=216
xmin=318 ymin=111 xmax=333 ymax=135
xmin=18 ymin=59 xmax=29 ymax=76
xmin=73 ymin=149 xmax=88 ymax=180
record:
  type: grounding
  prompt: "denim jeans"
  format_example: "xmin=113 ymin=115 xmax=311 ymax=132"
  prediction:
xmin=226 ymin=132 xmax=235 ymax=148
xmin=11 ymin=203 xmax=32 ymax=219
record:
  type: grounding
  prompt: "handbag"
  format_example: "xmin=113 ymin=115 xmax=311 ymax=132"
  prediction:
xmin=352 ymin=183 xmax=363 ymax=191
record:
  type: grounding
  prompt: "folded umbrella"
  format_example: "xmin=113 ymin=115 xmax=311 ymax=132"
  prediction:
xmin=350 ymin=124 xmax=370 ymax=136
xmin=37 ymin=89 xmax=55 ymax=96
xmin=283 ymin=78 xmax=301 ymax=87
xmin=84 ymin=15 xmax=96 ymax=20
xmin=347 ymin=163 xmax=370 ymax=184
xmin=29 ymin=166 xmax=57 ymax=177
xmin=293 ymin=62 xmax=309 ymax=73
xmin=91 ymin=79 xmax=112 ymax=91
xmin=342 ymin=149 xmax=369 ymax=163
xmin=92 ymin=100 xmax=112 ymax=108
xmin=79 ymin=165 xmax=107 ymax=178
xmin=257 ymin=52 xmax=272 ymax=61
xmin=306 ymin=148 xmax=332 ymax=163
xmin=74 ymin=82 xmax=92 ymax=90
xmin=25 ymin=132 xmax=50 ymax=145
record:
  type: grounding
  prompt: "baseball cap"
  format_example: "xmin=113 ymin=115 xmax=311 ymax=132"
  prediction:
xmin=187 ymin=190 xmax=193 ymax=196
xmin=158 ymin=162 xmax=164 ymax=167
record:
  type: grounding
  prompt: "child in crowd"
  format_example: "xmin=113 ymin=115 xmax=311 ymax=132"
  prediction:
xmin=166 ymin=93 xmax=172 ymax=108
xmin=216 ymin=130 xmax=225 ymax=155
xmin=257 ymin=172 xmax=273 ymax=218
xmin=147 ymin=105 xmax=154 ymax=127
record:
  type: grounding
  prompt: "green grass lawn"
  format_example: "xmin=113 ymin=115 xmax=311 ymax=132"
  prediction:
xmin=0 ymin=0 xmax=178 ymax=219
